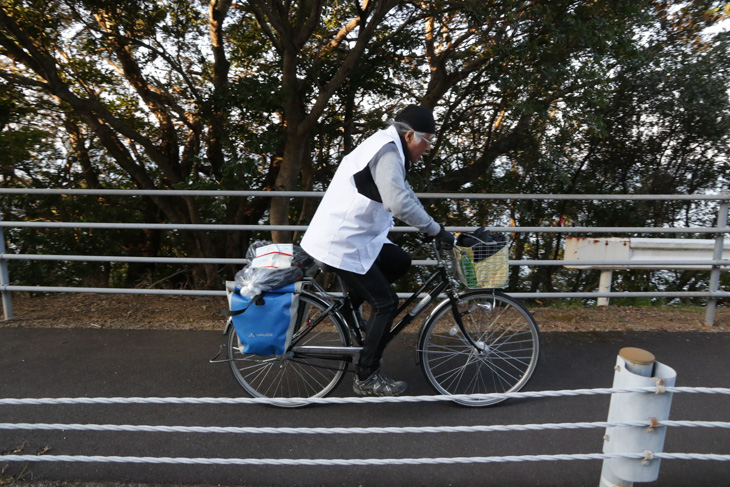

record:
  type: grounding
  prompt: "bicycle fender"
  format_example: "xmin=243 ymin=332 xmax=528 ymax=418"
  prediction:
xmin=415 ymin=296 xmax=454 ymax=365
xmin=222 ymin=316 xmax=233 ymax=335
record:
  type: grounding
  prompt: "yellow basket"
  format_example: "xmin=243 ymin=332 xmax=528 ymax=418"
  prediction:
xmin=453 ymin=238 xmax=509 ymax=289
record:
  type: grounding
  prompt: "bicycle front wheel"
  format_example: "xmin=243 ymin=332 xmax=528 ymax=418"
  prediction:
xmin=227 ymin=292 xmax=350 ymax=407
xmin=418 ymin=291 xmax=540 ymax=407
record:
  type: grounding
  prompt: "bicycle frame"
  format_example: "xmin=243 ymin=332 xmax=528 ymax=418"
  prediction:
xmin=388 ymin=243 xmax=486 ymax=351
xmin=291 ymin=242 xmax=485 ymax=361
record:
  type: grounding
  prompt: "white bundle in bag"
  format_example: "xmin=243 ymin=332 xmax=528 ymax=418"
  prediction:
xmin=251 ymin=243 xmax=294 ymax=269
xmin=234 ymin=241 xmax=307 ymax=297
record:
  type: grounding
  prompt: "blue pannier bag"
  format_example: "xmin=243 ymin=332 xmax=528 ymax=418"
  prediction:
xmin=228 ymin=282 xmax=302 ymax=356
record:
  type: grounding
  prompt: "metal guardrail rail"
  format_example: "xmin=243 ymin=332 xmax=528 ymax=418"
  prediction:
xmin=1 ymin=189 xmax=728 ymax=324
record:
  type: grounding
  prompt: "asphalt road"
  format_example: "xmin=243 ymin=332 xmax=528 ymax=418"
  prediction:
xmin=1 ymin=328 xmax=729 ymax=487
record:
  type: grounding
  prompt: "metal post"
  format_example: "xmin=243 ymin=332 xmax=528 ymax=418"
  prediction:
xmin=597 ymin=270 xmax=613 ymax=307
xmin=706 ymin=194 xmax=729 ymax=326
xmin=600 ymin=347 xmax=676 ymax=487
xmin=0 ymin=213 xmax=13 ymax=320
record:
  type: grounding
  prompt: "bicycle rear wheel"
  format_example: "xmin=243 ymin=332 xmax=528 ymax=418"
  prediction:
xmin=418 ymin=290 xmax=540 ymax=407
xmin=227 ymin=292 xmax=350 ymax=407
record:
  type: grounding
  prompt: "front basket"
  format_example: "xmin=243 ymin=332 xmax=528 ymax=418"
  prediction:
xmin=453 ymin=238 xmax=509 ymax=289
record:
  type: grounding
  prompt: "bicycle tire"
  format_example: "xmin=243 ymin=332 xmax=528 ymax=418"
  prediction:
xmin=418 ymin=290 xmax=540 ymax=407
xmin=227 ymin=291 xmax=350 ymax=407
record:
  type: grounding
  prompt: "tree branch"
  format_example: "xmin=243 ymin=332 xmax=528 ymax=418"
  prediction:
xmin=0 ymin=6 xmax=178 ymax=185
xmin=207 ymin=0 xmax=233 ymax=178
xmin=303 ymin=0 xmax=399 ymax=135
xmin=293 ymin=0 xmax=323 ymax=48
xmin=247 ymin=0 xmax=287 ymax=53
xmin=94 ymin=11 xmax=182 ymax=183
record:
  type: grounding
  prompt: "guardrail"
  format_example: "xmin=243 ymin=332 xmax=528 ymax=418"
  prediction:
xmin=564 ymin=237 xmax=730 ymax=307
xmin=1 ymin=189 xmax=729 ymax=324
xmin=1 ymin=387 xmax=729 ymax=483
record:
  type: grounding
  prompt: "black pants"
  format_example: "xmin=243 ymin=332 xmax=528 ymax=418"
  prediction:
xmin=332 ymin=244 xmax=411 ymax=380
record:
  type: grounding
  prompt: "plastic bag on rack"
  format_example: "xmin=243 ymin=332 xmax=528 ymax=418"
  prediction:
xmin=234 ymin=240 xmax=310 ymax=297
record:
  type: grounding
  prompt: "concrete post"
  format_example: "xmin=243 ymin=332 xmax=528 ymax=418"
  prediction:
xmin=599 ymin=347 xmax=677 ymax=487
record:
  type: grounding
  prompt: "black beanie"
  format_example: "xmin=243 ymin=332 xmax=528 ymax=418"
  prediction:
xmin=395 ymin=105 xmax=436 ymax=134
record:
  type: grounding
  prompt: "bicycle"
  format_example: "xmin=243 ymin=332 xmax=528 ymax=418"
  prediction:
xmin=215 ymin=237 xmax=540 ymax=408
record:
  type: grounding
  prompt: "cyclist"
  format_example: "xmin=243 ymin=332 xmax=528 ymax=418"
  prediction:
xmin=300 ymin=104 xmax=455 ymax=396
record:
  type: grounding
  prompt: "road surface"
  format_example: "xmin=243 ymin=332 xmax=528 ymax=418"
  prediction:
xmin=1 ymin=328 xmax=729 ymax=486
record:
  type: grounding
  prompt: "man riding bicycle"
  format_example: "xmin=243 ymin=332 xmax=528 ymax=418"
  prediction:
xmin=300 ymin=105 xmax=455 ymax=397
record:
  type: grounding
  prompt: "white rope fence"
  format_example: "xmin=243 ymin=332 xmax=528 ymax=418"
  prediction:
xmin=2 ymin=452 xmax=730 ymax=467
xmin=1 ymin=386 xmax=728 ymax=468
xmin=1 ymin=385 xmax=729 ymax=407
xmin=0 ymin=420 xmax=729 ymax=435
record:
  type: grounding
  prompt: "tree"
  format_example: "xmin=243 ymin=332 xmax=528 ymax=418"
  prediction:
xmin=1 ymin=0 xmax=728 ymax=295
xmin=0 ymin=0 xmax=229 ymax=285
xmin=242 ymin=0 xmax=411 ymax=242
xmin=507 ymin=5 xmax=730 ymax=295
xmin=0 ymin=0 xmax=420 ymax=283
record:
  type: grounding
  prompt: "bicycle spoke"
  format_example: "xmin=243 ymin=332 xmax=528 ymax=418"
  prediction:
xmin=227 ymin=293 xmax=350 ymax=406
xmin=431 ymin=356 xmax=471 ymax=391
xmin=291 ymin=360 xmax=334 ymax=394
xmin=419 ymin=292 xmax=539 ymax=406
xmin=480 ymin=355 xmax=525 ymax=387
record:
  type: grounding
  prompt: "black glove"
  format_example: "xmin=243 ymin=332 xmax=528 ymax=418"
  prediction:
xmin=436 ymin=224 xmax=455 ymax=250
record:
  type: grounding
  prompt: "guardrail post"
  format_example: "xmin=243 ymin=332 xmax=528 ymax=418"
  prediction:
xmin=705 ymin=193 xmax=729 ymax=326
xmin=0 ymin=213 xmax=12 ymax=320
xmin=600 ymin=347 xmax=676 ymax=487
xmin=597 ymin=270 xmax=613 ymax=307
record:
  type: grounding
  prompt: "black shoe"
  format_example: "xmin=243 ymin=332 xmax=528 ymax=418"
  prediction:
xmin=353 ymin=370 xmax=407 ymax=396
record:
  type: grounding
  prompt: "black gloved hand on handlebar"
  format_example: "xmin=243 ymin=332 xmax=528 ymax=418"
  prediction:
xmin=435 ymin=224 xmax=455 ymax=250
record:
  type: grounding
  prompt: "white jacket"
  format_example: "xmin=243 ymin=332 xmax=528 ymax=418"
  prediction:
xmin=301 ymin=125 xmax=438 ymax=274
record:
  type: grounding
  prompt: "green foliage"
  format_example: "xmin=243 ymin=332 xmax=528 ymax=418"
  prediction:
xmin=0 ymin=0 xmax=728 ymax=294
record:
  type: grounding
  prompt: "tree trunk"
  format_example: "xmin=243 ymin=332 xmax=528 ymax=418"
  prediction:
xmin=270 ymin=126 xmax=307 ymax=243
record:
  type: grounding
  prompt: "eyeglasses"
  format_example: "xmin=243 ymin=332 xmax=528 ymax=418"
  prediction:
xmin=416 ymin=132 xmax=435 ymax=149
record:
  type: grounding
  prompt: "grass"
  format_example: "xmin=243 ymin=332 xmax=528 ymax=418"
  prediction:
xmin=0 ymin=463 xmax=29 ymax=486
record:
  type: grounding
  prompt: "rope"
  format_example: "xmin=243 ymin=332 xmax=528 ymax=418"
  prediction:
xmin=2 ymin=388 xmax=728 ymax=469
xmin=0 ymin=420 xmax=728 ymax=436
xmin=1 ymin=452 xmax=729 ymax=466
xmin=0 ymin=386 xmax=728 ymax=407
